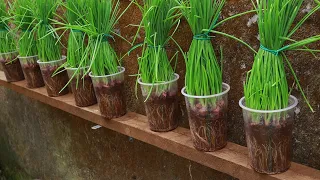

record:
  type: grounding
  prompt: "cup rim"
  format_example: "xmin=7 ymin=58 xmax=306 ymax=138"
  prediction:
xmin=137 ymin=73 xmax=180 ymax=86
xmin=65 ymin=66 xmax=89 ymax=71
xmin=181 ymin=83 xmax=230 ymax=99
xmin=89 ymin=66 xmax=125 ymax=78
xmin=239 ymin=95 xmax=298 ymax=113
xmin=37 ymin=55 xmax=66 ymax=64
xmin=0 ymin=50 xmax=18 ymax=55
xmin=18 ymin=55 xmax=38 ymax=59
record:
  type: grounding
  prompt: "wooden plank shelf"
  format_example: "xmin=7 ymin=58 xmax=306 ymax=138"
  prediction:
xmin=0 ymin=71 xmax=319 ymax=180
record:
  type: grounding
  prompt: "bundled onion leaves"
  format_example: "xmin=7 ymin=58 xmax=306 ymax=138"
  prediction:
xmin=178 ymin=0 xmax=225 ymax=96
xmin=12 ymin=0 xmax=37 ymax=57
xmin=84 ymin=0 xmax=123 ymax=76
xmin=0 ymin=0 xmax=15 ymax=53
xmin=244 ymin=0 xmax=320 ymax=111
xmin=133 ymin=0 xmax=180 ymax=84
xmin=32 ymin=0 xmax=61 ymax=62
xmin=65 ymin=0 xmax=87 ymax=68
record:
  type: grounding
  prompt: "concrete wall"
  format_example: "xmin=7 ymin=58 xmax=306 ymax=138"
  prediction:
xmin=1 ymin=0 xmax=320 ymax=179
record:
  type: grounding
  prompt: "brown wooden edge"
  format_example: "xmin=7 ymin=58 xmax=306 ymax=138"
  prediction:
xmin=0 ymin=72 xmax=319 ymax=180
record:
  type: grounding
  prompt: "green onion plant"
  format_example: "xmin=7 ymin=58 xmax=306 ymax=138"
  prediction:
xmin=51 ymin=0 xmax=89 ymax=91
xmin=244 ymin=0 xmax=320 ymax=114
xmin=64 ymin=0 xmax=87 ymax=68
xmin=177 ymin=0 xmax=255 ymax=107
xmin=12 ymin=0 xmax=37 ymax=57
xmin=32 ymin=0 xmax=61 ymax=62
xmin=86 ymin=0 xmax=131 ymax=76
xmin=0 ymin=0 xmax=15 ymax=54
xmin=180 ymin=0 xmax=225 ymax=97
xmin=50 ymin=0 xmax=132 ymax=93
xmin=53 ymin=0 xmax=132 ymax=76
xmin=131 ymin=0 xmax=180 ymax=85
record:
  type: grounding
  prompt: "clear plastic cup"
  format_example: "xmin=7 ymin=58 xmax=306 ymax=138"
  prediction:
xmin=138 ymin=74 xmax=180 ymax=132
xmin=89 ymin=67 xmax=126 ymax=119
xmin=66 ymin=67 xmax=97 ymax=107
xmin=182 ymin=83 xmax=230 ymax=152
xmin=0 ymin=51 xmax=25 ymax=82
xmin=37 ymin=56 xmax=69 ymax=97
xmin=239 ymin=95 xmax=298 ymax=174
xmin=19 ymin=55 xmax=45 ymax=88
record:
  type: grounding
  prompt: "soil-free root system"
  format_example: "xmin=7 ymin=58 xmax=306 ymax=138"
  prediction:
xmin=40 ymin=65 xmax=69 ymax=97
xmin=0 ymin=57 xmax=24 ymax=82
xmin=70 ymin=75 xmax=97 ymax=107
xmin=144 ymin=91 xmax=179 ymax=132
xmin=21 ymin=61 xmax=44 ymax=88
xmin=245 ymin=119 xmax=293 ymax=174
xmin=94 ymin=80 xmax=126 ymax=119
xmin=187 ymin=99 xmax=227 ymax=152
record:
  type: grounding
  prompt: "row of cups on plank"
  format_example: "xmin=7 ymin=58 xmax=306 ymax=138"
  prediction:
xmin=0 ymin=51 xmax=299 ymax=175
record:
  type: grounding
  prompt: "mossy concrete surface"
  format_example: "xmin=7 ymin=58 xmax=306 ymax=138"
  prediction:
xmin=0 ymin=0 xmax=320 ymax=179
xmin=0 ymin=87 xmax=236 ymax=180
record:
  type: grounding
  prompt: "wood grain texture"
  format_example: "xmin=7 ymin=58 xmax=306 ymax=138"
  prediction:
xmin=0 ymin=71 xmax=319 ymax=180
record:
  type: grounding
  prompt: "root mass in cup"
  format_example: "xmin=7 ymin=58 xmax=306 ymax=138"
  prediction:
xmin=144 ymin=91 xmax=179 ymax=132
xmin=94 ymin=81 xmax=126 ymax=119
xmin=188 ymin=99 xmax=227 ymax=151
xmin=245 ymin=120 xmax=293 ymax=174
xmin=0 ymin=58 xmax=24 ymax=82
xmin=41 ymin=65 xmax=69 ymax=97
xmin=70 ymin=74 xmax=97 ymax=107
xmin=22 ymin=62 xmax=44 ymax=88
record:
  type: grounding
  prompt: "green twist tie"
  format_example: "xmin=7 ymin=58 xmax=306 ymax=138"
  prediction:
xmin=71 ymin=29 xmax=82 ymax=33
xmin=260 ymin=44 xmax=288 ymax=56
xmin=101 ymin=34 xmax=114 ymax=42
xmin=147 ymin=44 xmax=164 ymax=49
xmin=193 ymin=14 xmax=220 ymax=40
xmin=22 ymin=29 xmax=32 ymax=32
xmin=40 ymin=21 xmax=49 ymax=26
xmin=193 ymin=34 xmax=211 ymax=40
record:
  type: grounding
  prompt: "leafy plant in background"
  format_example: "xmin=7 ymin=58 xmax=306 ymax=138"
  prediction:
xmin=11 ymin=0 xmax=37 ymax=57
xmin=32 ymin=0 xmax=61 ymax=62
xmin=244 ymin=0 xmax=320 ymax=113
xmin=0 ymin=0 xmax=15 ymax=53
xmin=131 ymin=0 xmax=180 ymax=85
